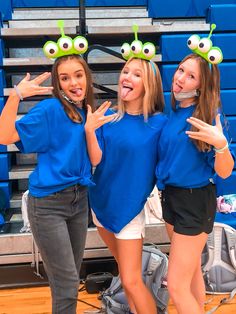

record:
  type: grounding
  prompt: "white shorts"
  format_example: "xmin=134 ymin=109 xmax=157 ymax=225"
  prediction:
xmin=91 ymin=209 xmax=146 ymax=240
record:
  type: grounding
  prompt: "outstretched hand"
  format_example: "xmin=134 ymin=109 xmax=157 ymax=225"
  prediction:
xmin=186 ymin=114 xmax=227 ymax=149
xmin=16 ymin=72 xmax=53 ymax=99
xmin=85 ymin=101 xmax=118 ymax=132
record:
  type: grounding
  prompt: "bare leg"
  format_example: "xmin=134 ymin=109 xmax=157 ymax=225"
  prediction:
xmin=167 ymin=232 xmax=207 ymax=314
xmin=116 ymin=238 xmax=157 ymax=314
xmin=191 ymin=261 xmax=206 ymax=310
xmin=97 ymin=226 xmax=118 ymax=260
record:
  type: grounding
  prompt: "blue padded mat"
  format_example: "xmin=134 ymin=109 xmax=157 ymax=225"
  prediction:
xmin=207 ymin=4 xmax=236 ymax=31
xmin=215 ymin=212 xmax=236 ymax=230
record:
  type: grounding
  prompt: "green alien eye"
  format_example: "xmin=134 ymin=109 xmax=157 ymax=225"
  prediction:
xmin=43 ymin=41 xmax=59 ymax=58
xmin=131 ymin=40 xmax=143 ymax=55
xmin=58 ymin=36 xmax=73 ymax=52
xmin=207 ymin=48 xmax=223 ymax=64
xmin=187 ymin=35 xmax=200 ymax=50
xmin=142 ymin=43 xmax=155 ymax=60
xmin=198 ymin=38 xmax=212 ymax=53
xmin=121 ymin=43 xmax=131 ymax=59
xmin=73 ymin=36 xmax=88 ymax=54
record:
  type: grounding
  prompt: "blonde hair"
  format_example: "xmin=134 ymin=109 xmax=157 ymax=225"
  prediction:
xmin=117 ymin=57 xmax=164 ymax=119
xmin=171 ymin=53 xmax=221 ymax=151
xmin=51 ymin=54 xmax=94 ymax=123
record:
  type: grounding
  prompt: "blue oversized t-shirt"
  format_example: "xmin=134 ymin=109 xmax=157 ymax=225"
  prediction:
xmin=156 ymin=105 xmax=235 ymax=190
xmin=89 ymin=110 xmax=167 ymax=233
xmin=15 ymin=98 xmax=92 ymax=197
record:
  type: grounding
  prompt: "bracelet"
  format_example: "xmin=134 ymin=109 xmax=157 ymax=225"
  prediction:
xmin=214 ymin=142 xmax=229 ymax=154
xmin=13 ymin=85 xmax=23 ymax=101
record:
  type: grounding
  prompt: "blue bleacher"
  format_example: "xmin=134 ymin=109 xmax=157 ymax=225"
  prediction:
xmin=161 ymin=34 xmax=236 ymax=63
xmin=0 ymin=182 xmax=11 ymax=209
xmin=221 ymin=91 xmax=236 ymax=115
xmin=12 ymin=0 xmax=147 ymax=7
xmin=0 ymin=1 xmax=12 ymax=21
xmin=161 ymin=63 xmax=236 ymax=92
xmin=148 ymin=0 xmax=235 ymax=19
xmin=0 ymin=154 xmax=10 ymax=181
xmin=0 ymin=70 xmax=6 ymax=97
xmin=207 ymin=5 xmax=236 ymax=31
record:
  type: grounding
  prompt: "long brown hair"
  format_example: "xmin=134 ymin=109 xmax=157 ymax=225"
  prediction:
xmin=51 ymin=54 xmax=94 ymax=123
xmin=117 ymin=57 xmax=165 ymax=119
xmin=172 ymin=53 xmax=221 ymax=151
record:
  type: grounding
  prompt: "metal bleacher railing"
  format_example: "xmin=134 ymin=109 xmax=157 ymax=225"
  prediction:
xmin=0 ymin=0 xmax=235 ymax=284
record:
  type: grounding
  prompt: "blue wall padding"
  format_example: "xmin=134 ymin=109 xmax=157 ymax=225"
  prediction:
xmin=207 ymin=5 xmax=236 ymax=31
xmin=13 ymin=0 xmax=147 ymax=7
xmin=0 ymin=70 xmax=6 ymax=97
xmin=161 ymin=34 xmax=236 ymax=62
xmin=215 ymin=171 xmax=236 ymax=196
xmin=0 ymin=182 xmax=11 ymax=209
xmin=163 ymin=92 xmax=172 ymax=114
xmin=219 ymin=63 xmax=236 ymax=90
xmin=221 ymin=90 xmax=236 ymax=116
xmin=0 ymin=154 xmax=10 ymax=181
xmin=160 ymin=64 xmax=176 ymax=92
xmin=161 ymin=63 xmax=236 ymax=92
xmin=0 ymin=1 xmax=12 ymax=21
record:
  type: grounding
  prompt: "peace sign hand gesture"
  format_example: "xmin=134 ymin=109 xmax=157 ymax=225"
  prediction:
xmin=16 ymin=72 xmax=53 ymax=99
xmin=186 ymin=114 xmax=228 ymax=149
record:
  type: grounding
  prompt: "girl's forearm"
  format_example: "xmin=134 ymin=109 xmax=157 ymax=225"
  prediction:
xmin=0 ymin=90 xmax=21 ymax=144
xmin=214 ymin=149 xmax=234 ymax=178
xmin=85 ymin=129 xmax=102 ymax=166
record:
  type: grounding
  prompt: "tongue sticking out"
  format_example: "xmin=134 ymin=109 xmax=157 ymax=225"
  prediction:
xmin=74 ymin=89 xmax=82 ymax=97
xmin=121 ymin=87 xmax=131 ymax=98
xmin=173 ymin=84 xmax=182 ymax=93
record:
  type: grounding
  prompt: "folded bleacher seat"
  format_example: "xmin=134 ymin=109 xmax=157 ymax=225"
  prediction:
xmin=0 ymin=154 xmax=11 ymax=181
xmin=12 ymin=0 xmax=147 ymax=8
xmin=207 ymin=4 xmax=236 ymax=31
xmin=160 ymin=34 xmax=236 ymax=62
xmin=0 ymin=1 xmax=12 ymax=21
xmin=0 ymin=182 xmax=11 ymax=209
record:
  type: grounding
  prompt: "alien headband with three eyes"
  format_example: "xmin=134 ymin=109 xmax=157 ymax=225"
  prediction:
xmin=187 ymin=24 xmax=223 ymax=64
xmin=120 ymin=24 xmax=156 ymax=61
xmin=43 ymin=20 xmax=88 ymax=59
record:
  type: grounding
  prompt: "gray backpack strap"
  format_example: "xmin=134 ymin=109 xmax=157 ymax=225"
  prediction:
xmin=206 ymin=287 xmax=236 ymax=314
xmin=202 ymin=232 xmax=215 ymax=274
xmin=102 ymin=295 xmax=130 ymax=313
xmin=224 ymin=226 xmax=236 ymax=269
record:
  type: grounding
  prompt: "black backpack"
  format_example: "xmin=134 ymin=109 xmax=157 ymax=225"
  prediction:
xmin=100 ymin=244 xmax=169 ymax=314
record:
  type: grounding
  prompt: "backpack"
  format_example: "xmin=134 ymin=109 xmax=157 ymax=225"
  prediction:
xmin=100 ymin=244 xmax=169 ymax=314
xmin=201 ymin=222 xmax=236 ymax=314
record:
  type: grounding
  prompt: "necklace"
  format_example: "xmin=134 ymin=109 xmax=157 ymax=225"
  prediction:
xmin=60 ymin=90 xmax=82 ymax=107
xmin=126 ymin=109 xmax=143 ymax=115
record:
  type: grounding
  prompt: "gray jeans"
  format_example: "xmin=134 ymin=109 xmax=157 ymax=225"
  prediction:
xmin=28 ymin=184 xmax=88 ymax=314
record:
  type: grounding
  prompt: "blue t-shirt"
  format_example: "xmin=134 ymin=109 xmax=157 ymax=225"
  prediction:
xmin=89 ymin=110 xmax=167 ymax=233
xmin=15 ymin=98 xmax=92 ymax=197
xmin=156 ymin=105 xmax=234 ymax=190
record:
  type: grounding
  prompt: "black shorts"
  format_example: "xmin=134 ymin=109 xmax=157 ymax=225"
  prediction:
xmin=161 ymin=183 xmax=216 ymax=236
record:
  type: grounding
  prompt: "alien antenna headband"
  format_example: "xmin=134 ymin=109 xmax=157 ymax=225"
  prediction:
xmin=187 ymin=24 xmax=223 ymax=64
xmin=43 ymin=20 xmax=88 ymax=59
xmin=120 ymin=24 xmax=156 ymax=61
